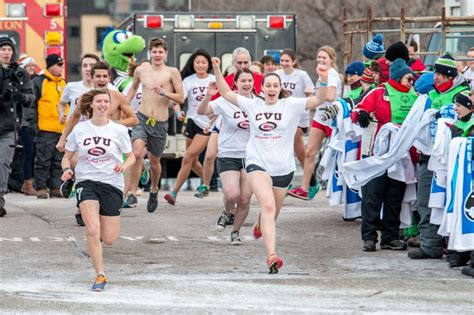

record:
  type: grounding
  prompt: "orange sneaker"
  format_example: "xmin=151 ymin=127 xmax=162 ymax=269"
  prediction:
xmin=253 ymin=214 xmax=262 ymax=239
xmin=267 ymin=254 xmax=283 ymax=274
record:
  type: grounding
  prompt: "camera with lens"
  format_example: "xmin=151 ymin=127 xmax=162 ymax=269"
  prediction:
xmin=2 ymin=62 xmax=25 ymax=103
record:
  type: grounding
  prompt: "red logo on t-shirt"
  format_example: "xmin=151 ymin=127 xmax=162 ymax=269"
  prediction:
xmin=258 ymin=122 xmax=277 ymax=131
xmin=88 ymin=147 xmax=106 ymax=156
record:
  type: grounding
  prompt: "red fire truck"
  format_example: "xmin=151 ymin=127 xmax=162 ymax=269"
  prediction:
xmin=0 ymin=0 xmax=67 ymax=75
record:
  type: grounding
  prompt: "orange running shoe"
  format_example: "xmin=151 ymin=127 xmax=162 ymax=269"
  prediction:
xmin=253 ymin=214 xmax=262 ymax=239
xmin=267 ymin=254 xmax=283 ymax=274
xmin=92 ymin=274 xmax=107 ymax=292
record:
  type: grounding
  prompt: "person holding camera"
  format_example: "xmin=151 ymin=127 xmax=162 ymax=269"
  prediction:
xmin=30 ymin=54 xmax=67 ymax=199
xmin=0 ymin=37 xmax=35 ymax=217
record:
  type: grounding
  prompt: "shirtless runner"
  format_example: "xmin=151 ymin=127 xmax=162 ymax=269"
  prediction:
xmin=124 ymin=37 xmax=184 ymax=212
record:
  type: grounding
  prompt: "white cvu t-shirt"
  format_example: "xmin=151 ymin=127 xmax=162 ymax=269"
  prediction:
xmin=182 ymin=73 xmax=216 ymax=129
xmin=60 ymin=81 xmax=90 ymax=118
xmin=65 ymin=120 xmax=132 ymax=191
xmin=211 ymin=96 xmax=250 ymax=158
xmin=236 ymin=95 xmax=307 ymax=176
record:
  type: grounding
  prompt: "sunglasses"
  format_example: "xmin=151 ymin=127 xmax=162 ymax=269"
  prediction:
xmin=57 ymin=62 xmax=64 ymax=66
xmin=405 ymin=77 xmax=414 ymax=83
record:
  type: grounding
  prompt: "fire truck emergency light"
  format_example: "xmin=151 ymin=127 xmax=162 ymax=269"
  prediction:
xmin=43 ymin=3 xmax=62 ymax=17
xmin=175 ymin=15 xmax=194 ymax=29
xmin=45 ymin=47 xmax=63 ymax=59
xmin=267 ymin=16 xmax=286 ymax=29
xmin=45 ymin=31 xmax=63 ymax=46
xmin=208 ymin=22 xmax=223 ymax=29
xmin=236 ymin=15 xmax=255 ymax=29
xmin=6 ymin=3 xmax=26 ymax=17
xmin=144 ymin=15 xmax=163 ymax=29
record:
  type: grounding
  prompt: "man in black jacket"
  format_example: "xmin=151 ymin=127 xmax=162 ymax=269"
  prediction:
xmin=0 ymin=37 xmax=35 ymax=217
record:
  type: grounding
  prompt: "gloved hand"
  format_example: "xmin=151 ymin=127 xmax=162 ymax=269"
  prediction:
xmin=357 ymin=111 xmax=371 ymax=128
xmin=2 ymin=90 xmax=12 ymax=102
xmin=12 ymin=93 xmax=26 ymax=103
xmin=320 ymin=104 xmax=339 ymax=121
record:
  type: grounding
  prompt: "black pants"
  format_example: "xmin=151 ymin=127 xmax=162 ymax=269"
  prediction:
xmin=34 ymin=131 xmax=63 ymax=190
xmin=361 ymin=172 xmax=406 ymax=244
xmin=20 ymin=126 xmax=35 ymax=180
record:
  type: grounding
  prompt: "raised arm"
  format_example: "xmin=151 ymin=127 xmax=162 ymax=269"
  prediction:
xmin=212 ymin=57 xmax=238 ymax=106
xmin=197 ymin=82 xmax=218 ymax=116
xmin=305 ymin=64 xmax=329 ymax=110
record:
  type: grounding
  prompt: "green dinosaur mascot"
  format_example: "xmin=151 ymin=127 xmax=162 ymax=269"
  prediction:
xmin=101 ymin=27 xmax=145 ymax=92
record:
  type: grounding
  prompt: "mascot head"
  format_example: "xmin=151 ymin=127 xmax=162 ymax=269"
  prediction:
xmin=101 ymin=27 xmax=145 ymax=73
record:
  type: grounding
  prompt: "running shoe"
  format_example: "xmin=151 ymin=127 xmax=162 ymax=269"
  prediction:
xmin=287 ymin=187 xmax=309 ymax=200
xmin=230 ymin=231 xmax=242 ymax=245
xmin=194 ymin=185 xmax=210 ymax=198
xmin=123 ymin=193 xmax=138 ymax=208
xmin=91 ymin=274 xmax=107 ymax=292
xmin=147 ymin=191 xmax=158 ymax=213
xmin=216 ymin=210 xmax=232 ymax=232
xmin=308 ymin=182 xmax=320 ymax=200
xmin=140 ymin=159 xmax=151 ymax=186
xmin=75 ymin=213 xmax=85 ymax=226
xmin=253 ymin=215 xmax=262 ymax=239
xmin=60 ymin=178 xmax=75 ymax=199
xmin=267 ymin=254 xmax=283 ymax=274
xmin=164 ymin=191 xmax=177 ymax=205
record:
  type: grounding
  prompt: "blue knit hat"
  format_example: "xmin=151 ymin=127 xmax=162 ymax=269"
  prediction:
xmin=345 ymin=61 xmax=365 ymax=76
xmin=363 ymin=33 xmax=385 ymax=60
xmin=389 ymin=58 xmax=412 ymax=82
xmin=414 ymin=72 xmax=434 ymax=94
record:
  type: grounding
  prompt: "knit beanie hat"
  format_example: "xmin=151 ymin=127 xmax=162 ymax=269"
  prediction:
xmin=363 ymin=33 xmax=385 ymax=60
xmin=46 ymin=53 xmax=63 ymax=69
xmin=375 ymin=58 xmax=389 ymax=83
xmin=414 ymin=72 xmax=434 ymax=94
xmin=361 ymin=67 xmax=374 ymax=84
xmin=434 ymin=54 xmax=457 ymax=77
xmin=385 ymin=41 xmax=409 ymax=62
xmin=455 ymin=90 xmax=472 ymax=109
xmin=18 ymin=53 xmax=36 ymax=68
xmin=345 ymin=61 xmax=365 ymax=76
xmin=389 ymin=58 xmax=412 ymax=82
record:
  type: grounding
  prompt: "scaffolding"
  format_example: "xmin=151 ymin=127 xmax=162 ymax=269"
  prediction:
xmin=342 ymin=0 xmax=474 ymax=68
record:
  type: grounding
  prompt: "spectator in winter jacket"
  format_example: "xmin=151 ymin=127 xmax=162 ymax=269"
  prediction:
xmin=352 ymin=58 xmax=418 ymax=252
xmin=31 ymin=54 xmax=66 ymax=199
xmin=408 ymin=54 xmax=470 ymax=262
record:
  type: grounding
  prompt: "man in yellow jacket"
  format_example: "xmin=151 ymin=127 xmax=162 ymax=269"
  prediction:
xmin=31 ymin=54 xmax=66 ymax=199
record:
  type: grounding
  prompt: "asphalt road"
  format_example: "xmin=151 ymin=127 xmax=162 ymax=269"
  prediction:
xmin=0 ymin=190 xmax=472 ymax=314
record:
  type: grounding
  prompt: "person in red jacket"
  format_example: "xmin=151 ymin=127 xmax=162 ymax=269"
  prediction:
xmin=351 ymin=58 xmax=418 ymax=252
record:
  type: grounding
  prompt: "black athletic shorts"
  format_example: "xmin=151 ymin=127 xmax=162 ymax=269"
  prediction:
xmin=245 ymin=164 xmax=294 ymax=188
xmin=76 ymin=180 xmax=123 ymax=216
xmin=298 ymin=126 xmax=308 ymax=134
xmin=218 ymin=157 xmax=245 ymax=174
xmin=184 ymin=118 xmax=209 ymax=139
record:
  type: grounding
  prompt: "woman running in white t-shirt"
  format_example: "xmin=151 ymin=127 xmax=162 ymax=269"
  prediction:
xmin=275 ymin=49 xmax=316 ymax=186
xmin=164 ymin=49 xmax=215 ymax=205
xmin=197 ymin=68 xmax=255 ymax=244
xmin=288 ymin=46 xmax=342 ymax=200
xmin=61 ymin=89 xmax=135 ymax=291
xmin=212 ymin=57 xmax=329 ymax=273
